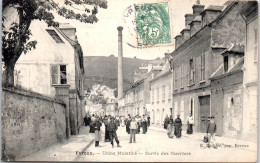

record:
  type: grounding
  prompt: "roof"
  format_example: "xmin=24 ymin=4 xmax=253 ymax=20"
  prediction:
xmin=59 ymin=23 xmax=76 ymax=29
xmin=221 ymin=44 xmax=245 ymax=55
xmin=150 ymin=62 xmax=172 ymax=83
xmin=203 ymin=5 xmax=225 ymax=12
xmin=55 ymin=27 xmax=84 ymax=72
xmin=171 ymin=1 xmax=238 ymax=57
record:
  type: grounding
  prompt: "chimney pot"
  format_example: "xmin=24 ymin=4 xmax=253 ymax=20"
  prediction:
xmin=190 ymin=16 xmax=202 ymax=36
xmin=192 ymin=4 xmax=205 ymax=19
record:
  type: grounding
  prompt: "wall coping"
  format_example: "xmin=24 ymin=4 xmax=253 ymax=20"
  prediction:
xmin=2 ymin=87 xmax=65 ymax=105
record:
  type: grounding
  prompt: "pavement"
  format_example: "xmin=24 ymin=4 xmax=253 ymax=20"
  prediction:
xmin=19 ymin=125 xmax=257 ymax=162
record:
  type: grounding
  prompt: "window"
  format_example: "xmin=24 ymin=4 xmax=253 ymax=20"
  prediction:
xmin=162 ymin=86 xmax=165 ymax=102
xmin=174 ymin=68 xmax=178 ymax=90
xmin=157 ymin=88 xmax=159 ymax=102
xmin=254 ymin=28 xmax=258 ymax=62
xmin=151 ymin=89 xmax=154 ymax=104
xmin=51 ymin=65 xmax=67 ymax=85
xmin=189 ymin=58 xmax=195 ymax=85
xmin=181 ymin=62 xmax=184 ymax=87
xmin=46 ymin=30 xmax=64 ymax=43
xmin=201 ymin=54 xmax=205 ymax=81
xmin=224 ymin=56 xmax=228 ymax=72
xmin=168 ymin=84 xmax=172 ymax=100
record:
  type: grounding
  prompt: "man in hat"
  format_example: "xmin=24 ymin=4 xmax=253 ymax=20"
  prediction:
xmin=107 ymin=117 xmax=121 ymax=148
xmin=206 ymin=116 xmax=217 ymax=148
xmin=141 ymin=115 xmax=148 ymax=134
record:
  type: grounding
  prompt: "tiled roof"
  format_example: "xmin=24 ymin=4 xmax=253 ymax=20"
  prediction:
xmin=221 ymin=44 xmax=245 ymax=55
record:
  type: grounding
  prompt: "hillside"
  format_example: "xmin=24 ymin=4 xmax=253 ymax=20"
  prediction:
xmin=83 ymin=55 xmax=164 ymax=92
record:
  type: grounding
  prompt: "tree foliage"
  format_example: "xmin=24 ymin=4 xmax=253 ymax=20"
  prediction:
xmin=2 ymin=0 xmax=107 ymax=86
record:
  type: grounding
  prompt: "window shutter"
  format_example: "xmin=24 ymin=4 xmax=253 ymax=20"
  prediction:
xmin=51 ymin=65 xmax=58 ymax=84
xmin=193 ymin=57 xmax=196 ymax=84
xmin=192 ymin=98 xmax=195 ymax=120
xmin=198 ymin=55 xmax=202 ymax=81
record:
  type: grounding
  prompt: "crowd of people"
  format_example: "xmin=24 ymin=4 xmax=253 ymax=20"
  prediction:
xmin=83 ymin=113 xmax=151 ymax=148
xmin=163 ymin=114 xmax=217 ymax=148
xmin=83 ymin=113 xmax=217 ymax=149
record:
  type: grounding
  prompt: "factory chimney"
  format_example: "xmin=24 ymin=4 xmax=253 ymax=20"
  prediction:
xmin=117 ymin=26 xmax=124 ymax=99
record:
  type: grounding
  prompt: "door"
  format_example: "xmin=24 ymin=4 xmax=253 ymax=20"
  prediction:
xmin=199 ymin=96 xmax=210 ymax=133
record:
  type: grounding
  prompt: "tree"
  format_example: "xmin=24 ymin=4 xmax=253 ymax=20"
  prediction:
xmin=2 ymin=0 xmax=107 ymax=87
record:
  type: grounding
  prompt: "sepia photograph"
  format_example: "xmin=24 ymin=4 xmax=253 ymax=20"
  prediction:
xmin=1 ymin=0 xmax=258 ymax=162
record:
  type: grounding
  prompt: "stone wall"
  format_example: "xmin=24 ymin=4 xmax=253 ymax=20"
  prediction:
xmin=1 ymin=87 xmax=66 ymax=161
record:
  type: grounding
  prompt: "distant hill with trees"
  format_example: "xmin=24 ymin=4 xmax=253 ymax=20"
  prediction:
xmin=83 ymin=55 xmax=164 ymax=94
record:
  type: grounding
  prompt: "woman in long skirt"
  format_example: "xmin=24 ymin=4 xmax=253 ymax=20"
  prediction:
xmin=174 ymin=115 xmax=182 ymax=138
xmin=94 ymin=117 xmax=102 ymax=147
xmin=167 ymin=115 xmax=174 ymax=138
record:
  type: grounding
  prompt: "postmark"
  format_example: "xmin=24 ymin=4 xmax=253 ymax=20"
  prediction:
xmin=122 ymin=2 xmax=173 ymax=49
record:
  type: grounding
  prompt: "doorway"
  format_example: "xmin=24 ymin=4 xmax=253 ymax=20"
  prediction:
xmin=199 ymin=96 xmax=210 ymax=133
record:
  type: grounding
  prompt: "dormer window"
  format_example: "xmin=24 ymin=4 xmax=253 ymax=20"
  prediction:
xmin=224 ymin=55 xmax=229 ymax=72
xmin=46 ymin=29 xmax=64 ymax=43
xmin=221 ymin=44 xmax=244 ymax=73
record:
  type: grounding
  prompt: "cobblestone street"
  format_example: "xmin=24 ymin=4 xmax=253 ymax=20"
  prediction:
xmin=19 ymin=125 xmax=257 ymax=162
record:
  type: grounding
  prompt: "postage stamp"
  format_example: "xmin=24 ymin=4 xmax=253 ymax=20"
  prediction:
xmin=134 ymin=2 xmax=172 ymax=48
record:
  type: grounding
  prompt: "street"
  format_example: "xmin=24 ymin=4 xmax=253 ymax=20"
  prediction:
xmin=19 ymin=125 xmax=257 ymax=162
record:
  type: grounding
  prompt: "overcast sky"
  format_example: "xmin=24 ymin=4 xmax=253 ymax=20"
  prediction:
xmin=55 ymin=0 xmax=226 ymax=60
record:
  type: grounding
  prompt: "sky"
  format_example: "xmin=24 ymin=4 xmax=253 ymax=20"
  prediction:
xmin=54 ymin=0 xmax=226 ymax=60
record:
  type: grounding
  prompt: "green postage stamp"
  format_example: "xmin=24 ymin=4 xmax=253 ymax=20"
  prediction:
xmin=134 ymin=2 xmax=172 ymax=48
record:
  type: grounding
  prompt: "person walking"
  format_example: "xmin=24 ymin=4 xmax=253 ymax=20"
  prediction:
xmin=129 ymin=117 xmax=138 ymax=143
xmin=147 ymin=116 xmax=151 ymax=127
xmin=136 ymin=116 xmax=141 ymax=134
xmin=186 ymin=114 xmax=194 ymax=134
xmin=141 ymin=115 xmax=147 ymax=134
xmin=126 ymin=114 xmax=131 ymax=134
xmin=89 ymin=114 xmax=96 ymax=133
xmin=84 ymin=114 xmax=89 ymax=126
xmin=164 ymin=115 xmax=170 ymax=130
xmin=174 ymin=114 xmax=182 ymax=138
xmin=94 ymin=116 xmax=102 ymax=147
xmin=167 ymin=115 xmax=174 ymax=138
xmin=103 ymin=115 xmax=110 ymax=142
xmin=115 ymin=116 xmax=120 ymax=127
xmin=206 ymin=116 xmax=217 ymax=148
xmin=107 ymin=117 xmax=121 ymax=148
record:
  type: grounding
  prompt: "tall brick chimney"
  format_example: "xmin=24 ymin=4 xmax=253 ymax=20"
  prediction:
xmin=190 ymin=1 xmax=204 ymax=36
xmin=190 ymin=16 xmax=202 ymax=36
xmin=200 ymin=5 xmax=224 ymax=26
xmin=117 ymin=26 xmax=124 ymax=99
xmin=181 ymin=26 xmax=191 ymax=42
xmin=192 ymin=1 xmax=205 ymax=20
xmin=174 ymin=35 xmax=182 ymax=49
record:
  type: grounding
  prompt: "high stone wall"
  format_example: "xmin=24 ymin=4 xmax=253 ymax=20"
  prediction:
xmin=1 ymin=87 xmax=66 ymax=161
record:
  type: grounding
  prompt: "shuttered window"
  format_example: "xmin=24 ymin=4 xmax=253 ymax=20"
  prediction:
xmin=189 ymin=58 xmax=195 ymax=85
xmin=51 ymin=65 xmax=67 ymax=85
xmin=201 ymin=53 xmax=205 ymax=81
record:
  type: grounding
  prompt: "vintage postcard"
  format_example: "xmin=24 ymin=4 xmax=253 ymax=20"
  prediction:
xmin=1 ymin=0 xmax=258 ymax=162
